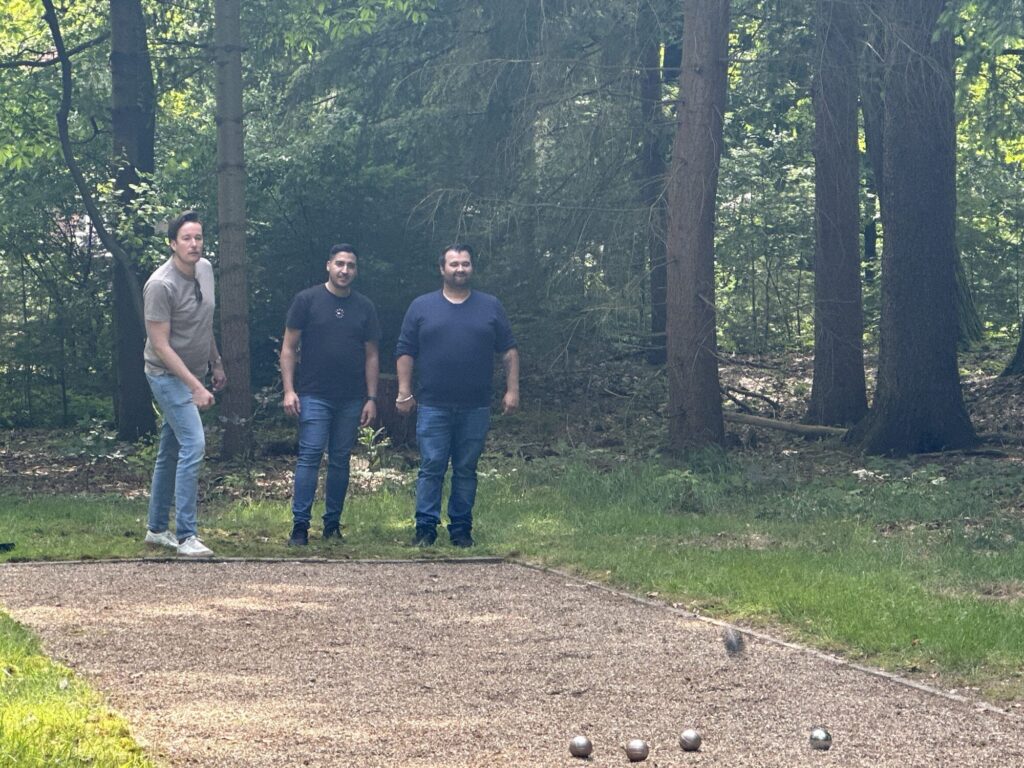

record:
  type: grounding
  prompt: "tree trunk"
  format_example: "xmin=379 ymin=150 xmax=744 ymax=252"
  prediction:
xmin=862 ymin=7 xmax=981 ymax=349
xmin=665 ymin=0 xmax=730 ymax=452
xmin=846 ymin=0 xmax=976 ymax=455
xmin=1000 ymin=323 xmax=1024 ymax=375
xmin=804 ymin=0 xmax=867 ymax=426
xmin=109 ymin=0 xmax=156 ymax=441
xmin=637 ymin=1 xmax=668 ymax=365
xmin=214 ymin=0 xmax=252 ymax=459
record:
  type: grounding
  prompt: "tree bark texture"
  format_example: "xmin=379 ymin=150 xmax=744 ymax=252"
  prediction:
xmin=637 ymin=1 xmax=669 ymax=365
xmin=805 ymin=0 xmax=867 ymax=426
xmin=861 ymin=7 xmax=981 ymax=348
xmin=110 ymin=0 xmax=156 ymax=440
xmin=214 ymin=0 xmax=253 ymax=459
xmin=846 ymin=0 xmax=976 ymax=454
xmin=665 ymin=0 xmax=730 ymax=452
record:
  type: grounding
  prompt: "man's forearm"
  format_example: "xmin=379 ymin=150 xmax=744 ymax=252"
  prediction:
xmin=365 ymin=343 xmax=380 ymax=398
xmin=280 ymin=349 xmax=297 ymax=395
xmin=396 ymin=355 xmax=414 ymax=396
xmin=503 ymin=348 xmax=520 ymax=395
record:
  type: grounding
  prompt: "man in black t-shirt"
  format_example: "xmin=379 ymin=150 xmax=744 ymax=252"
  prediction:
xmin=280 ymin=244 xmax=381 ymax=545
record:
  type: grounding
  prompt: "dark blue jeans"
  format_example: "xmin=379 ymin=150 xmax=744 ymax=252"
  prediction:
xmin=415 ymin=404 xmax=491 ymax=534
xmin=291 ymin=396 xmax=363 ymax=528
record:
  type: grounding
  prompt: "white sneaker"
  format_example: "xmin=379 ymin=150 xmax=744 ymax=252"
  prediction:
xmin=177 ymin=535 xmax=213 ymax=558
xmin=145 ymin=529 xmax=178 ymax=549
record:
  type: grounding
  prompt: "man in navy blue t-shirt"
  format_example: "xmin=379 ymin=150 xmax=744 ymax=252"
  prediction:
xmin=281 ymin=244 xmax=381 ymax=546
xmin=395 ymin=244 xmax=519 ymax=547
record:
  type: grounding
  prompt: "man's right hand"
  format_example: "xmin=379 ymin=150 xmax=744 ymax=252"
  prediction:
xmin=192 ymin=386 xmax=216 ymax=410
xmin=283 ymin=391 xmax=300 ymax=417
xmin=396 ymin=394 xmax=416 ymax=415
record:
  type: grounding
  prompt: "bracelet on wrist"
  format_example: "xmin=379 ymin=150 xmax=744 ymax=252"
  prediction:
xmin=366 ymin=395 xmax=377 ymax=402
xmin=395 ymin=393 xmax=415 ymax=404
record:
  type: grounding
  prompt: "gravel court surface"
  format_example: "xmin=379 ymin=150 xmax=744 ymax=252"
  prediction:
xmin=0 ymin=559 xmax=1020 ymax=767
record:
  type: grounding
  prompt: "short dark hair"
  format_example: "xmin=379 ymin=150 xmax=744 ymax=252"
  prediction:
xmin=329 ymin=243 xmax=359 ymax=260
xmin=439 ymin=243 xmax=474 ymax=268
xmin=167 ymin=210 xmax=201 ymax=242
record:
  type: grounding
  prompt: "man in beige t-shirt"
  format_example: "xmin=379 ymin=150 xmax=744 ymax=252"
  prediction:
xmin=142 ymin=210 xmax=226 ymax=557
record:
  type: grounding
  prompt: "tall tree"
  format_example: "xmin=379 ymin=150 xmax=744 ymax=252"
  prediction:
xmin=214 ymin=0 xmax=252 ymax=459
xmin=109 ymin=0 xmax=156 ymax=440
xmin=846 ymin=0 xmax=976 ymax=454
xmin=665 ymin=0 xmax=730 ymax=451
xmin=41 ymin=0 xmax=153 ymax=437
xmin=804 ymin=0 xmax=867 ymax=426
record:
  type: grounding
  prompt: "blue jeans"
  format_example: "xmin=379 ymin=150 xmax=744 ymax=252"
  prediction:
xmin=291 ymin=396 xmax=363 ymax=527
xmin=415 ymin=405 xmax=491 ymax=534
xmin=146 ymin=373 xmax=206 ymax=541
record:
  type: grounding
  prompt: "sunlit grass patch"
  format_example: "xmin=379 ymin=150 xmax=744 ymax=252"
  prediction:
xmin=0 ymin=613 xmax=152 ymax=767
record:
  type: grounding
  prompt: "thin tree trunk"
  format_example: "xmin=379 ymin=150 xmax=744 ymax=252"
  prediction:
xmin=846 ymin=0 xmax=975 ymax=454
xmin=805 ymin=0 xmax=867 ymax=426
xmin=214 ymin=0 xmax=253 ymax=459
xmin=665 ymin=0 xmax=730 ymax=452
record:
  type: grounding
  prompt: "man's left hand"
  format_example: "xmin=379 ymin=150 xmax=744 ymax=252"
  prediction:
xmin=502 ymin=390 xmax=519 ymax=415
xmin=211 ymin=365 xmax=227 ymax=392
xmin=360 ymin=400 xmax=377 ymax=427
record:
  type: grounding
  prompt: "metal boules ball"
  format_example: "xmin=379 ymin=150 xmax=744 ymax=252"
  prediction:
xmin=679 ymin=728 xmax=702 ymax=752
xmin=723 ymin=627 xmax=745 ymax=656
xmin=569 ymin=735 xmax=593 ymax=758
xmin=625 ymin=739 xmax=650 ymax=762
xmin=809 ymin=726 xmax=833 ymax=750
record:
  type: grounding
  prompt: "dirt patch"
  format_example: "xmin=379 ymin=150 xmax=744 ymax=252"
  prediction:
xmin=0 ymin=560 xmax=1020 ymax=767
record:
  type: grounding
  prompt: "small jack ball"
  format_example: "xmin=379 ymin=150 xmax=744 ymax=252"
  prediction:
xmin=679 ymin=728 xmax=702 ymax=751
xmin=569 ymin=735 xmax=593 ymax=758
xmin=809 ymin=727 xmax=833 ymax=750
xmin=625 ymin=739 xmax=650 ymax=762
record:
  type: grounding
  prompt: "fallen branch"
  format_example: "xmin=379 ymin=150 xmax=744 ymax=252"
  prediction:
xmin=723 ymin=412 xmax=847 ymax=438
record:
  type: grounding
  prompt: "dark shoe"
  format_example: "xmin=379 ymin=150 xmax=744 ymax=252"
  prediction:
xmin=287 ymin=523 xmax=309 ymax=547
xmin=450 ymin=531 xmax=474 ymax=548
xmin=412 ymin=525 xmax=437 ymax=547
xmin=322 ymin=524 xmax=343 ymax=542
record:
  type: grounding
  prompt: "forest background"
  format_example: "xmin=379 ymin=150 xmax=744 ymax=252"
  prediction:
xmin=3 ymin=0 xmax=1024 ymax=458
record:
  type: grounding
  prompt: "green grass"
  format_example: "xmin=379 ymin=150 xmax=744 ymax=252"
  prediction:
xmin=0 ymin=613 xmax=152 ymax=767
xmin=2 ymin=449 xmax=1024 ymax=763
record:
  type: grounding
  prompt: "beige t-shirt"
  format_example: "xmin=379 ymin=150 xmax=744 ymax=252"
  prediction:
xmin=143 ymin=257 xmax=216 ymax=379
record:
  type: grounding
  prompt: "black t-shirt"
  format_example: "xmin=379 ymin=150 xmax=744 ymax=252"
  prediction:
xmin=285 ymin=285 xmax=381 ymax=400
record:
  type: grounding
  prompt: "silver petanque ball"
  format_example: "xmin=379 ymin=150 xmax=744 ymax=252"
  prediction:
xmin=809 ymin=726 xmax=833 ymax=750
xmin=723 ymin=627 xmax=746 ymax=656
xmin=569 ymin=735 xmax=593 ymax=758
xmin=625 ymin=738 xmax=650 ymax=762
xmin=679 ymin=728 xmax=702 ymax=752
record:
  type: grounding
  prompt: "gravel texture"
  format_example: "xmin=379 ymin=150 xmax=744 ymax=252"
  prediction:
xmin=0 ymin=559 xmax=1020 ymax=767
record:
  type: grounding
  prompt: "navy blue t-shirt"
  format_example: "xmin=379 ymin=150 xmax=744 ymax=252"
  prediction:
xmin=395 ymin=290 xmax=516 ymax=407
xmin=286 ymin=286 xmax=381 ymax=400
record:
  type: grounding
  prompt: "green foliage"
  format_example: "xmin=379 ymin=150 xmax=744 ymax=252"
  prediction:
xmin=357 ymin=424 xmax=391 ymax=469
xmin=4 ymin=0 xmax=1024 ymax=420
xmin=0 ymin=613 xmax=152 ymax=767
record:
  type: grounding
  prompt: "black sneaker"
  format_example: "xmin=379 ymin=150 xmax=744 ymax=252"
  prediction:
xmin=412 ymin=525 xmax=437 ymax=547
xmin=450 ymin=531 xmax=474 ymax=548
xmin=287 ymin=523 xmax=309 ymax=547
xmin=322 ymin=524 xmax=343 ymax=542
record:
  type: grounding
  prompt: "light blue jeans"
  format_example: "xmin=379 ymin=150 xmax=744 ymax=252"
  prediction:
xmin=291 ymin=396 xmax=364 ymax=528
xmin=414 ymin=405 xmax=491 ymax=535
xmin=146 ymin=373 xmax=206 ymax=541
